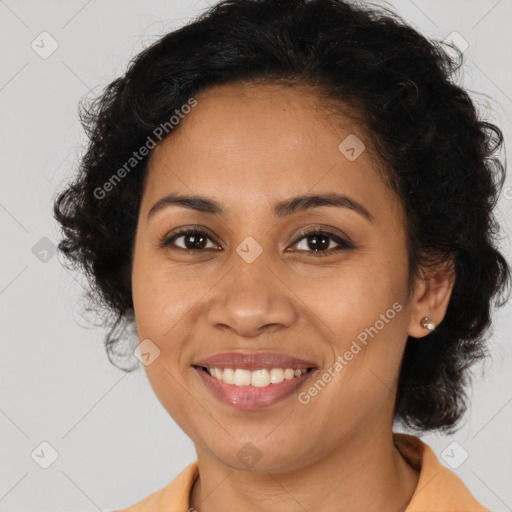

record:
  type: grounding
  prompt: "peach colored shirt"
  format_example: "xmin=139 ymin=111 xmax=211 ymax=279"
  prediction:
xmin=116 ymin=434 xmax=491 ymax=512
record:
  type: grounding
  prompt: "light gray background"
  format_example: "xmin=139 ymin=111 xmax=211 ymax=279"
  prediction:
xmin=1 ymin=0 xmax=511 ymax=510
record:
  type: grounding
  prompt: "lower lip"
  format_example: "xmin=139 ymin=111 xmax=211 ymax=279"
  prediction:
xmin=194 ymin=367 xmax=315 ymax=410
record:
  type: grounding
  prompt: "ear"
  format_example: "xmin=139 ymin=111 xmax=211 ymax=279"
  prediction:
xmin=407 ymin=256 xmax=456 ymax=338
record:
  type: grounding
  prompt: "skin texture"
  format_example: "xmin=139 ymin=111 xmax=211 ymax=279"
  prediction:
xmin=131 ymin=82 xmax=455 ymax=512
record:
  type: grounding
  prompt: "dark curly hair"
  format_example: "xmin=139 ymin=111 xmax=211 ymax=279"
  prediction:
xmin=53 ymin=0 xmax=511 ymax=433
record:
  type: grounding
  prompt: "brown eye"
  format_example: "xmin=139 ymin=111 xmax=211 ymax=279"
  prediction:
xmin=161 ymin=228 xmax=219 ymax=251
xmin=160 ymin=227 xmax=354 ymax=256
xmin=291 ymin=229 xmax=354 ymax=256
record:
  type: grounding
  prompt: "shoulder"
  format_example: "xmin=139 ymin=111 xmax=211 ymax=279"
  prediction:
xmin=394 ymin=433 xmax=492 ymax=512
xmin=113 ymin=461 xmax=199 ymax=512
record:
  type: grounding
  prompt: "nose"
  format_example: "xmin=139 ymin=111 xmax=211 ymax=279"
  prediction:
xmin=206 ymin=257 xmax=297 ymax=339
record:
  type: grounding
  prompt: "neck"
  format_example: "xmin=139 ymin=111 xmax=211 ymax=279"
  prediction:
xmin=189 ymin=427 xmax=419 ymax=512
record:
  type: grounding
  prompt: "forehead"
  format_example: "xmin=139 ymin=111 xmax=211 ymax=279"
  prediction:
xmin=142 ymin=82 xmax=398 ymax=221
xmin=152 ymin=82 xmax=363 ymax=163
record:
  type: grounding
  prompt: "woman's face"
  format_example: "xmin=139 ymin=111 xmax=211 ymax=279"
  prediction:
xmin=131 ymin=82 xmax=431 ymax=471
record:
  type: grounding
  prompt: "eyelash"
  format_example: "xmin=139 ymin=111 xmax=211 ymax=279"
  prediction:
xmin=160 ymin=227 xmax=354 ymax=257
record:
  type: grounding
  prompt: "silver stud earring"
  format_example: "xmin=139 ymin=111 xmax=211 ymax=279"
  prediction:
xmin=421 ymin=316 xmax=435 ymax=331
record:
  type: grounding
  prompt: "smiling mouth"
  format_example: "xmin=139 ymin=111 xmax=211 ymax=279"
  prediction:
xmin=195 ymin=366 xmax=314 ymax=387
xmin=192 ymin=365 xmax=317 ymax=409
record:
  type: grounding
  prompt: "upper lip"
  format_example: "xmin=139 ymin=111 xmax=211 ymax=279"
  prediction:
xmin=193 ymin=351 xmax=318 ymax=371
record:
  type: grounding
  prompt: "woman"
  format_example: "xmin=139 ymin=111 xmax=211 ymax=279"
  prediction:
xmin=53 ymin=0 xmax=510 ymax=510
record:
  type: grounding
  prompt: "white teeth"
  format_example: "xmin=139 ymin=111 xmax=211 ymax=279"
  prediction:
xmin=284 ymin=368 xmax=295 ymax=380
xmin=251 ymin=369 xmax=270 ymax=387
xmin=270 ymin=368 xmax=284 ymax=384
xmin=206 ymin=367 xmax=310 ymax=387
xmin=234 ymin=369 xmax=251 ymax=386
xmin=223 ymin=368 xmax=235 ymax=384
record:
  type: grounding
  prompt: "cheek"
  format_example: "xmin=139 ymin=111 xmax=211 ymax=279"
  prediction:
xmin=299 ymin=255 xmax=408 ymax=409
xmin=301 ymin=307 xmax=407 ymax=441
xmin=299 ymin=253 xmax=405 ymax=345
xmin=131 ymin=248 xmax=200 ymax=424
xmin=132 ymin=241 xmax=197 ymax=338
xmin=143 ymin=360 xmax=205 ymax=445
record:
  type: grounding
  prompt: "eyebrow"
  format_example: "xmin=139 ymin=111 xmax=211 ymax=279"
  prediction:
xmin=147 ymin=192 xmax=374 ymax=222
